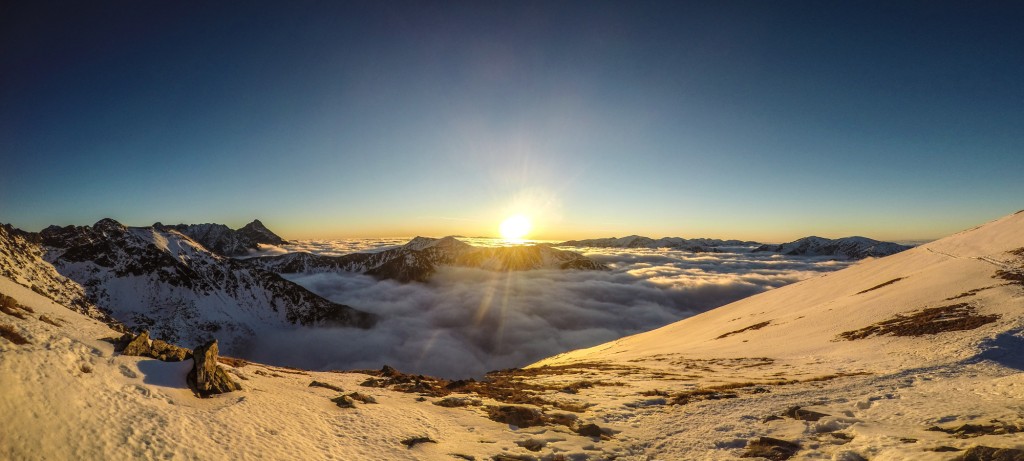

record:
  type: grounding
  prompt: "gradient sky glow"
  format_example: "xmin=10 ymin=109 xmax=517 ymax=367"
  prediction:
xmin=2 ymin=1 xmax=1022 ymax=242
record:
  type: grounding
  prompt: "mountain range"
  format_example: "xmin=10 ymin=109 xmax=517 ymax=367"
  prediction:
xmin=246 ymin=235 xmax=608 ymax=283
xmin=751 ymin=235 xmax=913 ymax=259
xmin=2 ymin=210 xmax=1022 ymax=459
xmin=558 ymin=234 xmax=912 ymax=259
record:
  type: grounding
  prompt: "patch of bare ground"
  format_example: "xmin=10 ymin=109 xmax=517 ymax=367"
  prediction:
xmin=1010 ymin=247 xmax=1024 ymax=257
xmin=995 ymin=270 xmax=1024 ymax=287
xmin=856 ymin=277 xmax=905 ymax=295
xmin=666 ymin=373 xmax=870 ymax=406
xmin=717 ymin=321 xmax=772 ymax=339
xmin=0 ymin=323 xmax=30 ymax=345
xmin=947 ymin=285 xmax=999 ymax=301
xmin=353 ymin=364 xmax=617 ymax=412
xmin=838 ymin=303 xmax=1000 ymax=340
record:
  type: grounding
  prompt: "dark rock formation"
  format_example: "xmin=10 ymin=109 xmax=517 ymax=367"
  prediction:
xmin=309 ymin=380 xmax=345 ymax=392
xmin=956 ymin=446 xmax=1024 ymax=461
xmin=740 ymin=437 xmax=801 ymax=460
xmin=187 ymin=340 xmax=241 ymax=397
xmin=784 ymin=406 xmax=830 ymax=422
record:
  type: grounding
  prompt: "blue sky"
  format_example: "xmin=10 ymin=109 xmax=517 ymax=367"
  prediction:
xmin=2 ymin=1 xmax=1022 ymax=241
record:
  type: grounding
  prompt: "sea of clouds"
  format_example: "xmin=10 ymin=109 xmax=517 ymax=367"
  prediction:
xmin=243 ymin=239 xmax=856 ymax=378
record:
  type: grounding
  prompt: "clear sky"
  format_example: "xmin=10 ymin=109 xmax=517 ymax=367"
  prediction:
xmin=2 ymin=1 xmax=1022 ymax=242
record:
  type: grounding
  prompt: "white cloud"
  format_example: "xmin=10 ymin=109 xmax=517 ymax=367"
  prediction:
xmin=240 ymin=240 xmax=856 ymax=378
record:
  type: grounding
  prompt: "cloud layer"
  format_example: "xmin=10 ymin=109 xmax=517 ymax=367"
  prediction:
xmin=241 ymin=241 xmax=856 ymax=378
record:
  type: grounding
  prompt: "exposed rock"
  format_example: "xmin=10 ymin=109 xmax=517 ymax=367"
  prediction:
xmin=785 ymin=406 xmax=830 ymax=422
xmin=309 ymin=380 xmax=345 ymax=392
xmin=332 ymin=395 xmax=356 ymax=408
xmin=151 ymin=339 xmax=191 ymax=361
xmin=515 ymin=439 xmax=545 ymax=451
xmin=575 ymin=423 xmax=607 ymax=438
xmin=38 ymin=315 xmax=61 ymax=327
xmin=187 ymin=340 xmax=242 ymax=398
xmin=400 ymin=436 xmax=437 ymax=448
xmin=740 ymin=437 xmax=800 ymax=460
xmin=434 ymin=396 xmax=482 ymax=407
xmin=347 ymin=392 xmax=377 ymax=404
xmin=487 ymin=406 xmax=546 ymax=428
xmin=121 ymin=331 xmax=153 ymax=357
xmin=956 ymin=446 xmax=1024 ymax=461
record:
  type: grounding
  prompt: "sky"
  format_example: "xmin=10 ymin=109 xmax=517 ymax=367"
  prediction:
xmin=2 ymin=1 xmax=1022 ymax=242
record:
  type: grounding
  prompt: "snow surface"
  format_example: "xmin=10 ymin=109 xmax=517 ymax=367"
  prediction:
xmin=2 ymin=211 xmax=1024 ymax=460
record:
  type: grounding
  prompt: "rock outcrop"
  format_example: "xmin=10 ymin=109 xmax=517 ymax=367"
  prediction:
xmin=187 ymin=340 xmax=241 ymax=397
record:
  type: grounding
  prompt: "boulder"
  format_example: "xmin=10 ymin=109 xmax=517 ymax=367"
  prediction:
xmin=187 ymin=340 xmax=241 ymax=397
xmin=121 ymin=331 xmax=153 ymax=357
xmin=151 ymin=339 xmax=191 ymax=362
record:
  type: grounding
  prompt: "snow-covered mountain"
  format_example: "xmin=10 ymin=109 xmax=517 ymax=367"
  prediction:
xmin=3 ymin=211 xmax=1024 ymax=460
xmin=35 ymin=218 xmax=374 ymax=352
xmin=159 ymin=219 xmax=288 ymax=257
xmin=752 ymin=235 xmax=912 ymax=259
xmin=558 ymin=235 xmax=760 ymax=252
xmin=247 ymin=235 xmax=608 ymax=282
xmin=0 ymin=224 xmax=120 ymax=327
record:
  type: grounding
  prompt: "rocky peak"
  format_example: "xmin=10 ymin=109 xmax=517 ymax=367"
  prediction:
xmin=93 ymin=218 xmax=127 ymax=235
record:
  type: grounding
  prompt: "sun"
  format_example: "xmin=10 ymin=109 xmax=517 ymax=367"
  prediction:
xmin=499 ymin=214 xmax=532 ymax=241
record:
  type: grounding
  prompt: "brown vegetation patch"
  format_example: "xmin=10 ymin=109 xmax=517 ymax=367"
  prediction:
xmin=717 ymin=321 xmax=772 ymax=339
xmin=856 ymin=277 xmax=905 ymax=295
xmin=355 ymin=364 xmax=615 ymax=412
xmin=668 ymin=373 xmax=870 ymax=406
xmin=838 ymin=303 xmax=1000 ymax=340
xmin=0 ymin=323 xmax=30 ymax=345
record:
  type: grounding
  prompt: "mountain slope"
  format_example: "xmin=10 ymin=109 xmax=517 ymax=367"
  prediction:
xmin=37 ymin=219 xmax=373 ymax=352
xmin=247 ymin=236 xmax=608 ymax=282
xmin=752 ymin=235 xmax=912 ymax=259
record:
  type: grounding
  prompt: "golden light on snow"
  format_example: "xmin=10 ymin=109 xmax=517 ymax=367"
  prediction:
xmin=499 ymin=214 xmax=532 ymax=241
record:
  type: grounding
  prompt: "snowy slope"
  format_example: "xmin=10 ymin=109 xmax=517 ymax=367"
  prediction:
xmin=247 ymin=236 xmax=607 ymax=283
xmin=752 ymin=235 xmax=912 ymax=259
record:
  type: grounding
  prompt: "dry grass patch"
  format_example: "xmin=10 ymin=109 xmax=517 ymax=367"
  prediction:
xmin=717 ymin=321 xmax=771 ymax=339
xmin=0 ymin=323 xmax=30 ymax=345
xmin=856 ymin=277 xmax=905 ymax=295
xmin=838 ymin=303 xmax=999 ymax=340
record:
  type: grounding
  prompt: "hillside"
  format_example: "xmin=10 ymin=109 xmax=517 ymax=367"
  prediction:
xmin=1 ymin=211 xmax=1023 ymax=460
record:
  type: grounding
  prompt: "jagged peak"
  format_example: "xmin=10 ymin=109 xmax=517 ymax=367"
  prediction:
xmin=93 ymin=218 xmax=126 ymax=233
